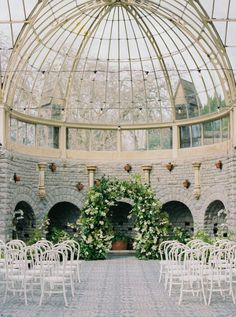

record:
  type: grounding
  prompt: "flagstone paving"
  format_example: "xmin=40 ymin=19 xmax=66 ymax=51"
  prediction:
xmin=1 ymin=253 xmax=236 ymax=317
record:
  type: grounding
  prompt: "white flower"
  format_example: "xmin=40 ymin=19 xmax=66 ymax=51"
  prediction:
xmin=99 ymin=221 xmax=104 ymax=225
xmin=86 ymin=235 xmax=93 ymax=244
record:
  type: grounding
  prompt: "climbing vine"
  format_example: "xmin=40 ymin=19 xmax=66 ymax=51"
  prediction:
xmin=72 ymin=175 xmax=170 ymax=260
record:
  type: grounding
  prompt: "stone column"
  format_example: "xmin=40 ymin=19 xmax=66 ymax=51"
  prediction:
xmin=192 ymin=161 xmax=201 ymax=199
xmin=142 ymin=165 xmax=152 ymax=185
xmin=38 ymin=162 xmax=47 ymax=198
xmin=86 ymin=165 xmax=97 ymax=187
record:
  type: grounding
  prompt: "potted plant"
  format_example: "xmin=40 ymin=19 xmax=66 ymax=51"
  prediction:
xmin=111 ymin=232 xmax=130 ymax=250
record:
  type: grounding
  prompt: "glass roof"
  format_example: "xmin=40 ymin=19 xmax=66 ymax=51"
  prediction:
xmin=0 ymin=0 xmax=235 ymax=125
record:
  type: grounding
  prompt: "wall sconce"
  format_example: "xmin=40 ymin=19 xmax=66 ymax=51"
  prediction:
xmin=13 ymin=173 xmax=21 ymax=182
xmin=49 ymin=163 xmax=57 ymax=172
xmin=166 ymin=162 xmax=174 ymax=172
xmin=124 ymin=163 xmax=132 ymax=173
xmin=183 ymin=179 xmax=191 ymax=189
xmin=215 ymin=160 xmax=222 ymax=170
xmin=76 ymin=182 xmax=84 ymax=191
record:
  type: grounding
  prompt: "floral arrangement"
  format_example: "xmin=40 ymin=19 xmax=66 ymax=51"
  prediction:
xmin=71 ymin=175 xmax=170 ymax=260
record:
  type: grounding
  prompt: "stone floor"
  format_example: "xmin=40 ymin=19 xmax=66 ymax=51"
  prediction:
xmin=1 ymin=253 xmax=236 ymax=317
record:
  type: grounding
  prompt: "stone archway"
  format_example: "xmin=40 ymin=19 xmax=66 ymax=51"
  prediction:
xmin=13 ymin=201 xmax=35 ymax=241
xmin=73 ymin=176 xmax=170 ymax=260
xmin=204 ymin=200 xmax=226 ymax=236
xmin=162 ymin=201 xmax=194 ymax=234
xmin=47 ymin=201 xmax=80 ymax=238
xmin=109 ymin=201 xmax=134 ymax=249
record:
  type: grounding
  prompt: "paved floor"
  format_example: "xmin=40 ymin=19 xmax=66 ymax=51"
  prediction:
xmin=1 ymin=253 xmax=236 ymax=317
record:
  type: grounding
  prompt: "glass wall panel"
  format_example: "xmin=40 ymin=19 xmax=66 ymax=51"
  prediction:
xmin=203 ymin=121 xmax=214 ymax=145
xmin=66 ymin=128 xmax=90 ymax=151
xmin=18 ymin=121 xmax=27 ymax=145
xmin=10 ymin=118 xmax=17 ymax=143
xmin=122 ymin=128 xmax=172 ymax=151
xmin=148 ymin=129 xmax=161 ymax=150
xmin=222 ymin=117 xmax=229 ymax=140
xmin=66 ymin=129 xmax=117 ymax=151
xmin=48 ymin=127 xmax=59 ymax=149
xmin=191 ymin=124 xmax=202 ymax=147
xmin=180 ymin=116 xmax=229 ymax=148
xmin=180 ymin=126 xmax=191 ymax=148
xmin=26 ymin=123 xmax=35 ymax=146
xmin=162 ymin=128 xmax=172 ymax=149
xmin=10 ymin=120 xmax=59 ymax=149
xmin=121 ymin=130 xmax=147 ymax=151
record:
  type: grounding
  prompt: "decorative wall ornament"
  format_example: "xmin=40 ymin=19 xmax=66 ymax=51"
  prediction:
xmin=76 ymin=182 xmax=84 ymax=191
xmin=166 ymin=162 xmax=174 ymax=172
xmin=94 ymin=178 xmax=101 ymax=187
xmin=183 ymin=179 xmax=191 ymax=189
xmin=124 ymin=163 xmax=132 ymax=173
xmin=49 ymin=163 xmax=57 ymax=172
xmin=215 ymin=160 xmax=223 ymax=169
xmin=13 ymin=173 xmax=21 ymax=182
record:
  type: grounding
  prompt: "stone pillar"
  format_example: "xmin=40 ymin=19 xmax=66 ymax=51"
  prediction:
xmin=142 ymin=165 xmax=152 ymax=185
xmin=192 ymin=161 xmax=201 ymax=200
xmin=86 ymin=165 xmax=97 ymax=187
xmin=38 ymin=162 xmax=47 ymax=198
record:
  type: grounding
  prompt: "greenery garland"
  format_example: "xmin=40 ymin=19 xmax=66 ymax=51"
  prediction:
xmin=72 ymin=175 xmax=170 ymax=260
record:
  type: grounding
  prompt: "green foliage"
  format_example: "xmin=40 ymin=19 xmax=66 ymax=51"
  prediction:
xmin=170 ymin=227 xmax=192 ymax=244
xmin=201 ymin=94 xmax=225 ymax=115
xmin=192 ymin=229 xmax=214 ymax=244
xmin=112 ymin=232 xmax=130 ymax=243
xmin=51 ymin=227 xmax=70 ymax=244
xmin=72 ymin=175 xmax=170 ymax=260
xmin=26 ymin=215 xmax=50 ymax=245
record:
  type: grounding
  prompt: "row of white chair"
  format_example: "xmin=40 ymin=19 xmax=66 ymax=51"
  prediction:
xmin=0 ymin=239 xmax=82 ymax=306
xmin=158 ymin=239 xmax=236 ymax=305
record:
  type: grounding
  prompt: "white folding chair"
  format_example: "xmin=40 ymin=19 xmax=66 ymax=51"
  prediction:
xmin=4 ymin=249 xmax=33 ymax=305
xmin=39 ymin=249 xmax=69 ymax=306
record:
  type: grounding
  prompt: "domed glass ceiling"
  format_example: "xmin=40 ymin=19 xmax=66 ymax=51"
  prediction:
xmin=0 ymin=0 xmax=236 ymax=125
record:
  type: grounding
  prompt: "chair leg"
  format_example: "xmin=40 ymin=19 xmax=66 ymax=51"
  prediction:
xmin=62 ymin=282 xmax=68 ymax=307
xmin=39 ymin=281 xmax=45 ymax=306
xmin=24 ymin=283 xmax=27 ymax=305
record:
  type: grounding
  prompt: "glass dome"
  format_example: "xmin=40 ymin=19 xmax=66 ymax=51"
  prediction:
xmin=1 ymin=0 xmax=236 ymax=125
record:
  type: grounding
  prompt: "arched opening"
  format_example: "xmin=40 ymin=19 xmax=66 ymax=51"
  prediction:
xmin=47 ymin=202 xmax=80 ymax=239
xmin=204 ymin=200 xmax=227 ymax=236
xmin=13 ymin=201 xmax=35 ymax=241
xmin=109 ymin=201 xmax=134 ymax=250
xmin=162 ymin=201 xmax=194 ymax=234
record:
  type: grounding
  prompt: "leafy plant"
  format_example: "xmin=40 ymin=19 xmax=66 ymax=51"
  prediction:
xmin=112 ymin=232 xmax=130 ymax=243
xmin=72 ymin=175 xmax=170 ymax=260
xmin=26 ymin=215 xmax=50 ymax=245
xmin=170 ymin=226 xmax=192 ymax=244
xmin=192 ymin=229 xmax=214 ymax=244
xmin=50 ymin=227 xmax=70 ymax=244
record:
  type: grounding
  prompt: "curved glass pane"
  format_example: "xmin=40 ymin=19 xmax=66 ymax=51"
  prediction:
xmin=0 ymin=0 xmax=235 ymax=125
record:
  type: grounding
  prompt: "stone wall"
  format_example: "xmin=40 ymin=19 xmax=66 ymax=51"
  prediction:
xmin=0 ymin=149 xmax=235 ymax=241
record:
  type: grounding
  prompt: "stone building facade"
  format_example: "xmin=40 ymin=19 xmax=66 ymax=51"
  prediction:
xmin=0 ymin=146 xmax=234 ymax=241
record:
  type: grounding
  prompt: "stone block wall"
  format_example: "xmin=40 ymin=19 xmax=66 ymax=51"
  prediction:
xmin=0 ymin=149 xmax=235 ymax=241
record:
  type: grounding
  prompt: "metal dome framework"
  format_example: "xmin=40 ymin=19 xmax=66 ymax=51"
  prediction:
xmin=0 ymin=0 xmax=236 ymax=154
